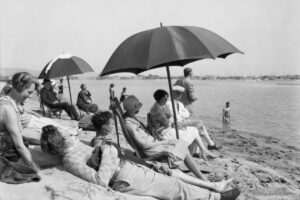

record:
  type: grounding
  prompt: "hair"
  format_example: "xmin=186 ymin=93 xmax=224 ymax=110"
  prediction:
xmin=184 ymin=68 xmax=192 ymax=77
xmin=122 ymin=87 xmax=126 ymax=90
xmin=40 ymin=125 xmax=65 ymax=155
xmin=89 ymin=104 xmax=99 ymax=113
xmin=153 ymin=89 xmax=168 ymax=102
xmin=80 ymin=83 xmax=86 ymax=89
xmin=11 ymin=72 xmax=35 ymax=93
xmin=226 ymin=102 xmax=230 ymax=106
xmin=60 ymin=79 xmax=63 ymax=82
xmin=91 ymin=111 xmax=113 ymax=131
xmin=110 ymin=83 xmax=115 ymax=88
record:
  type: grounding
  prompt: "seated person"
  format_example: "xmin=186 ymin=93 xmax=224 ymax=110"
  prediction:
xmin=76 ymin=83 xmax=94 ymax=112
xmin=149 ymin=90 xmax=216 ymax=159
xmin=78 ymin=104 xmax=99 ymax=131
xmin=165 ymin=86 xmax=221 ymax=150
xmin=40 ymin=124 xmax=241 ymax=200
xmin=40 ymin=79 xmax=80 ymax=121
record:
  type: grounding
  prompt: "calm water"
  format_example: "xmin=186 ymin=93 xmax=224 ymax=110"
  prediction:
xmin=2 ymin=79 xmax=299 ymax=146
xmin=62 ymin=79 xmax=300 ymax=146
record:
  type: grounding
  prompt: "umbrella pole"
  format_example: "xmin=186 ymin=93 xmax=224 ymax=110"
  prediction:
xmin=166 ymin=65 xmax=180 ymax=139
xmin=66 ymin=75 xmax=73 ymax=105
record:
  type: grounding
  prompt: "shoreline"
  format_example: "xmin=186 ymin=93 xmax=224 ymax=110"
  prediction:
xmin=0 ymin=97 xmax=299 ymax=200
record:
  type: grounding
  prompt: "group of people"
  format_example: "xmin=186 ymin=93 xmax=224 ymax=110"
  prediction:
xmin=0 ymin=71 xmax=240 ymax=200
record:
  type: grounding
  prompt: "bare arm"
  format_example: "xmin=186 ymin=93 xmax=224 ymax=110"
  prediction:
xmin=3 ymin=105 xmax=38 ymax=171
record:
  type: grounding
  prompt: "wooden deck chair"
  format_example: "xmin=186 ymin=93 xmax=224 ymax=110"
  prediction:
xmin=110 ymin=98 xmax=174 ymax=163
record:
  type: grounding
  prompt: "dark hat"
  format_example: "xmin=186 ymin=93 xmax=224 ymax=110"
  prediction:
xmin=42 ymin=79 xmax=51 ymax=85
xmin=184 ymin=67 xmax=192 ymax=74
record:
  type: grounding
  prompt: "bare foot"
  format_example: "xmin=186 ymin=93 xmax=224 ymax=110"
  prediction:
xmin=206 ymin=152 xmax=218 ymax=160
xmin=213 ymin=178 xmax=233 ymax=193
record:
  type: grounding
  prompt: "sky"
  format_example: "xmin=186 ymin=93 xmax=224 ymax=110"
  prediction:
xmin=0 ymin=0 xmax=299 ymax=76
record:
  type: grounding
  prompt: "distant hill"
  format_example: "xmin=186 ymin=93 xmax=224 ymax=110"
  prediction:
xmin=0 ymin=67 xmax=40 ymax=77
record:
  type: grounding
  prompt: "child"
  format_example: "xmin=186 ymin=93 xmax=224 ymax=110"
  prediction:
xmin=119 ymin=87 xmax=128 ymax=103
xmin=222 ymin=101 xmax=231 ymax=123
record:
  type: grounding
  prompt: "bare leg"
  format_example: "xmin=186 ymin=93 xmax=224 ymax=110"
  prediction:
xmin=171 ymin=169 xmax=233 ymax=192
xmin=193 ymin=134 xmax=217 ymax=159
xmin=184 ymin=153 xmax=207 ymax=181
xmin=185 ymin=119 xmax=215 ymax=146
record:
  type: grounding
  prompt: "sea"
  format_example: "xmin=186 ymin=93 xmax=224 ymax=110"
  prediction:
xmin=1 ymin=79 xmax=300 ymax=146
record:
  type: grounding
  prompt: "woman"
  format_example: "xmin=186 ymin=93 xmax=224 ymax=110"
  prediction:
xmin=0 ymin=72 xmax=39 ymax=171
xmin=40 ymin=124 xmax=241 ymax=200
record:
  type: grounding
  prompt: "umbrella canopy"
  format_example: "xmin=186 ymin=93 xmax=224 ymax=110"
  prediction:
xmin=38 ymin=53 xmax=94 ymax=104
xmin=100 ymin=25 xmax=243 ymax=139
xmin=101 ymin=26 xmax=243 ymax=76
xmin=38 ymin=53 xmax=94 ymax=79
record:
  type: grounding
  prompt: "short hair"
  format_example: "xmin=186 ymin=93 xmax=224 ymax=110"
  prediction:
xmin=80 ymin=83 xmax=86 ymax=89
xmin=89 ymin=104 xmax=98 ymax=113
xmin=11 ymin=72 xmax=35 ymax=93
xmin=91 ymin=111 xmax=113 ymax=131
xmin=110 ymin=83 xmax=115 ymax=87
xmin=40 ymin=125 xmax=65 ymax=155
xmin=122 ymin=87 xmax=126 ymax=90
xmin=153 ymin=89 xmax=168 ymax=102
xmin=226 ymin=102 xmax=230 ymax=105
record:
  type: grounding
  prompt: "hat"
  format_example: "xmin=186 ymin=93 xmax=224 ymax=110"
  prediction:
xmin=172 ymin=85 xmax=185 ymax=93
xmin=42 ymin=79 xmax=51 ymax=85
xmin=184 ymin=67 xmax=192 ymax=74
xmin=123 ymin=95 xmax=142 ymax=112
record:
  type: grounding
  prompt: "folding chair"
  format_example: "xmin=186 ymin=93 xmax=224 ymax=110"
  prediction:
xmin=110 ymin=98 xmax=171 ymax=161
xmin=39 ymin=96 xmax=62 ymax=119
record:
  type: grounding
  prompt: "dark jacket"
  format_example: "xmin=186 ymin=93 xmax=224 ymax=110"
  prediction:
xmin=40 ymin=87 xmax=59 ymax=106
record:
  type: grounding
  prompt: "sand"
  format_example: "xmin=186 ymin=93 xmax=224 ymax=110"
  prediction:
xmin=0 ymin=96 xmax=299 ymax=200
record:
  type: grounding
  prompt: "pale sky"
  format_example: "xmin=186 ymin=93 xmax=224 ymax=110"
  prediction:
xmin=0 ymin=0 xmax=299 ymax=76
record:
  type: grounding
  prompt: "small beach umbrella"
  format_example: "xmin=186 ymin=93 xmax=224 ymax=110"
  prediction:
xmin=100 ymin=25 xmax=243 ymax=139
xmin=38 ymin=53 xmax=94 ymax=105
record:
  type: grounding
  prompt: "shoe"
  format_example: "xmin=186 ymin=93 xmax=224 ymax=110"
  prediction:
xmin=208 ymin=144 xmax=222 ymax=150
xmin=220 ymin=187 xmax=241 ymax=200
xmin=192 ymin=153 xmax=203 ymax=159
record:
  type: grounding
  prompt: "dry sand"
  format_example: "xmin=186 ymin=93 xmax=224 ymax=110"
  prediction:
xmin=0 ymin=96 xmax=299 ymax=200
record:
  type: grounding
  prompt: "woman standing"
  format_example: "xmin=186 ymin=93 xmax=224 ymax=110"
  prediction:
xmin=0 ymin=72 xmax=39 ymax=171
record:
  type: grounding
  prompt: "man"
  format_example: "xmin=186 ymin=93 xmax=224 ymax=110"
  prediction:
xmin=76 ymin=83 xmax=94 ymax=112
xmin=149 ymin=90 xmax=217 ymax=159
xmin=40 ymin=79 xmax=80 ymax=120
xmin=174 ymin=67 xmax=197 ymax=116
xmin=165 ymin=86 xmax=221 ymax=150
xmin=40 ymin=124 xmax=241 ymax=200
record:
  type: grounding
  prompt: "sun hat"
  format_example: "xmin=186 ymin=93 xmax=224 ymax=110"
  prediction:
xmin=123 ymin=95 xmax=142 ymax=112
xmin=172 ymin=85 xmax=185 ymax=93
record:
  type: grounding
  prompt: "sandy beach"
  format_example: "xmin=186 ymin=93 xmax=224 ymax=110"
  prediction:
xmin=0 ymin=96 xmax=299 ymax=200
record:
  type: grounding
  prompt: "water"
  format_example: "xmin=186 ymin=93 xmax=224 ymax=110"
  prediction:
xmin=1 ymin=79 xmax=299 ymax=146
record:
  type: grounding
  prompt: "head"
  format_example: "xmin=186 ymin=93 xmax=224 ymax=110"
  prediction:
xmin=11 ymin=72 xmax=36 ymax=103
xmin=172 ymin=85 xmax=185 ymax=100
xmin=153 ymin=89 xmax=169 ymax=105
xmin=91 ymin=111 xmax=114 ymax=134
xmin=40 ymin=125 xmax=65 ymax=155
xmin=123 ymin=95 xmax=143 ymax=115
xmin=226 ymin=102 xmax=230 ymax=107
xmin=122 ymin=87 xmax=126 ymax=91
xmin=60 ymin=79 xmax=63 ymax=83
xmin=42 ymin=79 xmax=52 ymax=89
xmin=110 ymin=83 xmax=115 ymax=88
xmin=89 ymin=104 xmax=99 ymax=114
xmin=80 ymin=83 xmax=87 ymax=90
xmin=183 ymin=68 xmax=193 ymax=77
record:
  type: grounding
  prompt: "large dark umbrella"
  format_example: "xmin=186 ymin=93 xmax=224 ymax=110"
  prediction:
xmin=38 ymin=53 xmax=94 ymax=104
xmin=100 ymin=25 xmax=243 ymax=139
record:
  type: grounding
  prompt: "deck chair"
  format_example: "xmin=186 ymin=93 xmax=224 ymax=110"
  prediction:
xmin=110 ymin=98 xmax=177 ymax=165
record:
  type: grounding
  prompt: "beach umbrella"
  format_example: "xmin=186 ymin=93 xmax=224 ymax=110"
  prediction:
xmin=38 ymin=53 xmax=94 ymax=105
xmin=100 ymin=25 xmax=243 ymax=139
